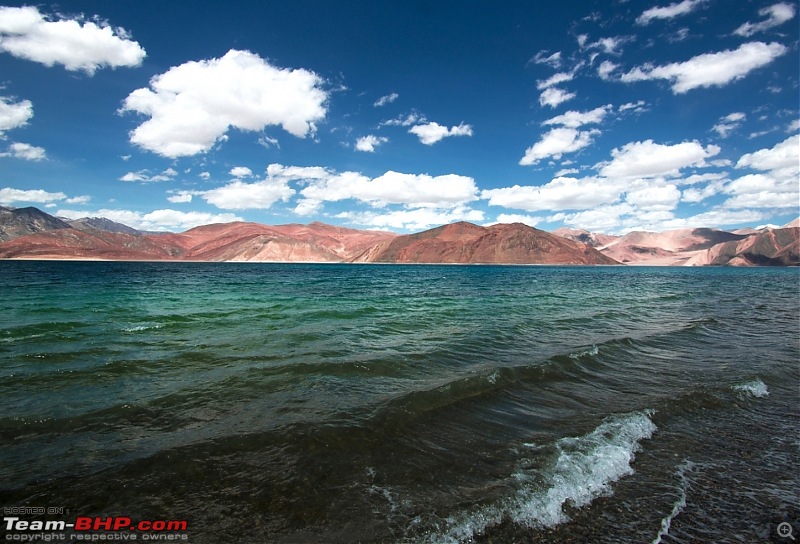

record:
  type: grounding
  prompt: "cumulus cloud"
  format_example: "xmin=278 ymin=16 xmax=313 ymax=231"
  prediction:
xmin=409 ymin=122 xmax=473 ymax=145
xmin=0 ymin=96 xmax=33 ymax=135
xmin=201 ymin=179 xmax=295 ymax=210
xmin=0 ymin=187 xmax=66 ymax=204
xmin=56 ymin=208 xmax=242 ymax=232
xmin=620 ymin=42 xmax=788 ymax=93
xmin=543 ymin=105 xmax=612 ymax=128
xmin=1 ymin=142 xmax=46 ymax=160
xmin=374 ymin=93 xmax=399 ymax=107
xmin=735 ymin=134 xmax=799 ymax=173
xmin=482 ymin=176 xmax=623 ymax=212
xmin=712 ymin=112 xmax=746 ymax=138
xmin=355 ymin=134 xmax=388 ymax=152
xmin=229 ymin=166 xmax=253 ymax=178
xmin=734 ymin=2 xmax=796 ymax=37
xmin=121 ymin=49 xmax=328 ymax=157
xmin=519 ymin=127 xmax=600 ymax=166
xmin=340 ymin=206 xmax=484 ymax=231
xmin=119 ymin=168 xmax=177 ymax=183
xmin=0 ymin=6 xmax=145 ymax=74
xmin=598 ymin=140 xmax=720 ymax=178
xmin=539 ymin=87 xmax=576 ymax=108
xmin=721 ymin=135 xmax=800 ymax=210
xmin=637 ymin=0 xmax=704 ymax=25
xmin=299 ymin=170 xmax=479 ymax=209
xmin=167 ymin=191 xmax=194 ymax=204
xmin=625 ymin=183 xmax=682 ymax=211
xmin=597 ymin=60 xmax=618 ymax=80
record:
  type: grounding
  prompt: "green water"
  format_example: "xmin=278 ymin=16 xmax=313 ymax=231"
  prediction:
xmin=0 ymin=262 xmax=798 ymax=543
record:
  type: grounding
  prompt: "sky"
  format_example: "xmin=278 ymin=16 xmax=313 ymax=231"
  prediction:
xmin=0 ymin=0 xmax=797 ymax=234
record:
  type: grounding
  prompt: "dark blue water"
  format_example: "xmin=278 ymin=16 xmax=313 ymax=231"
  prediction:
xmin=0 ymin=262 xmax=798 ymax=543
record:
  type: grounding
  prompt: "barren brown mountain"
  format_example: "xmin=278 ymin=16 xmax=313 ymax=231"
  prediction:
xmin=596 ymin=228 xmax=748 ymax=265
xmin=683 ymin=227 xmax=800 ymax=266
xmin=0 ymin=207 xmax=797 ymax=266
xmin=372 ymin=222 xmax=618 ymax=264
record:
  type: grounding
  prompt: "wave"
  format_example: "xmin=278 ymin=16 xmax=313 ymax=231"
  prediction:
xmin=425 ymin=410 xmax=657 ymax=543
xmin=122 ymin=324 xmax=164 ymax=333
xmin=732 ymin=379 xmax=769 ymax=398
xmin=651 ymin=460 xmax=694 ymax=544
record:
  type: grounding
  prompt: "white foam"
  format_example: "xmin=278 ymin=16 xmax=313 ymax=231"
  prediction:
xmin=569 ymin=345 xmax=599 ymax=359
xmin=651 ymin=460 xmax=694 ymax=544
xmin=425 ymin=410 xmax=657 ymax=543
xmin=733 ymin=379 xmax=769 ymax=398
xmin=122 ymin=324 xmax=163 ymax=333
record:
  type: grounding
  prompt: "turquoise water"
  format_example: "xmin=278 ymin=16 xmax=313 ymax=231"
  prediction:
xmin=0 ymin=262 xmax=798 ymax=543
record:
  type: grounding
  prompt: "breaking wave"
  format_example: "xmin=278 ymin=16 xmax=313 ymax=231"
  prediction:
xmin=732 ymin=379 xmax=769 ymax=398
xmin=426 ymin=409 xmax=657 ymax=543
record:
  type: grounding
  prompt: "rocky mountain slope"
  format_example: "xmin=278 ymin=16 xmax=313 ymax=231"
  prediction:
xmin=0 ymin=206 xmax=72 ymax=242
xmin=372 ymin=222 xmax=617 ymax=264
xmin=587 ymin=223 xmax=799 ymax=266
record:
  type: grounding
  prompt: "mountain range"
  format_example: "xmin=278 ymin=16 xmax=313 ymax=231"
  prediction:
xmin=0 ymin=205 xmax=797 ymax=266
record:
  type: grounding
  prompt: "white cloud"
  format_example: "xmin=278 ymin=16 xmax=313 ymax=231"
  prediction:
xmin=342 ymin=206 xmax=484 ymax=231
xmin=201 ymin=179 xmax=295 ymax=210
xmin=0 ymin=96 xmax=33 ymax=135
xmin=355 ymin=134 xmax=388 ymax=152
xmin=0 ymin=6 xmax=145 ymax=75
xmin=121 ymin=49 xmax=328 ymax=157
xmin=56 ymin=208 xmax=242 ymax=232
xmin=119 ymin=168 xmax=177 ymax=183
xmin=0 ymin=187 xmax=66 ymax=204
xmin=374 ymin=93 xmax=399 ymax=107
xmin=380 ymin=111 xmax=426 ymax=127
xmin=637 ymin=0 xmax=704 ymax=25
xmin=493 ymin=213 xmax=543 ymax=227
xmin=229 ymin=166 xmax=253 ymax=178
xmin=539 ymin=87 xmax=576 ymax=108
xmin=620 ymin=42 xmax=788 ymax=93
xmin=167 ymin=191 xmax=194 ymax=204
xmin=482 ymin=176 xmax=622 ymax=212
xmin=409 ymin=122 xmax=473 ymax=145
xmin=618 ymin=101 xmax=648 ymax=113
xmin=722 ymin=172 xmax=799 ymax=209
xmin=625 ymin=183 xmax=682 ymax=211
xmin=537 ymin=72 xmax=574 ymax=90
xmin=1 ymin=142 xmax=46 ymax=160
xmin=586 ymin=36 xmax=631 ymax=55
xmin=599 ymin=140 xmax=721 ymax=178
xmin=530 ymin=50 xmax=562 ymax=68
xmin=712 ymin=112 xmax=746 ymax=138
xmin=551 ymin=203 xmax=636 ymax=232
xmin=735 ymin=134 xmax=799 ymax=173
xmin=734 ymin=2 xmax=796 ymax=37
xmin=65 ymin=195 xmax=91 ymax=205
xmin=543 ymin=105 xmax=611 ymax=128
xmin=597 ymin=60 xmax=618 ymax=80
xmin=301 ymin=170 xmax=479 ymax=209
xmin=520 ymin=127 xmax=600 ymax=166
xmin=787 ymin=119 xmax=800 ymax=133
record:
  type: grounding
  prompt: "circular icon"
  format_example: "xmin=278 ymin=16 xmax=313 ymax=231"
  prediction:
xmin=778 ymin=522 xmax=795 ymax=540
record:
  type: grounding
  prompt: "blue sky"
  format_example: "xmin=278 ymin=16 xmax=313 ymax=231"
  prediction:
xmin=0 ymin=0 xmax=797 ymax=233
